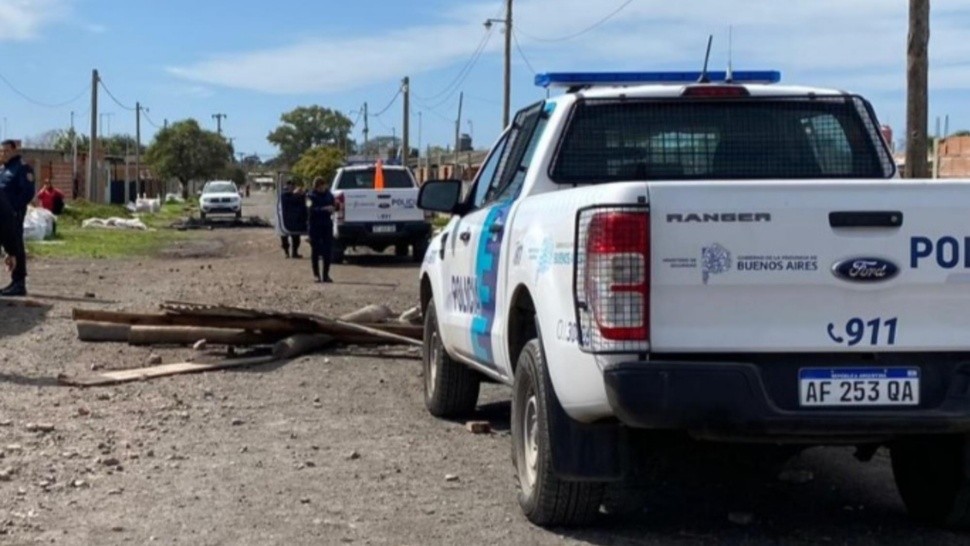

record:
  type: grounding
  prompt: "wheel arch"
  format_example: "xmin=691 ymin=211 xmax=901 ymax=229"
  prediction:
xmin=507 ymin=284 xmax=537 ymax=376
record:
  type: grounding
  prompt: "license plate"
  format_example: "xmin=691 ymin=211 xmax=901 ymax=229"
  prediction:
xmin=798 ymin=368 xmax=920 ymax=407
xmin=373 ymin=225 xmax=396 ymax=233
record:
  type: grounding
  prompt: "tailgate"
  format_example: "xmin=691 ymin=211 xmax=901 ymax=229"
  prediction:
xmin=650 ymin=180 xmax=970 ymax=352
xmin=340 ymin=189 xmax=424 ymax=223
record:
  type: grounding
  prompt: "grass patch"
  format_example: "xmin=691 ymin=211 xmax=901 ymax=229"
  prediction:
xmin=26 ymin=199 xmax=197 ymax=259
xmin=27 ymin=226 xmax=188 ymax=259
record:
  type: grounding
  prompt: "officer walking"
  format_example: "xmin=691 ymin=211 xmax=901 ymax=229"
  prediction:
xmin=0 ymin=140 xmax=34 ymax=296
xmin=307 ymin=176 xmax=336 ymax=283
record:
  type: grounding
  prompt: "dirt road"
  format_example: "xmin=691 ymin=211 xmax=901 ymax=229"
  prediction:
xmin=0 ymin=193 xmax=965 ymax=545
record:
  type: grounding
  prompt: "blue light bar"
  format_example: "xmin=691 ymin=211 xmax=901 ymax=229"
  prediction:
xmin=534 ymin=70 xmax=781 ymax=89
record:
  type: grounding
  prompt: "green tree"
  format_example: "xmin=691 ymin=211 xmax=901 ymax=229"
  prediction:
xmin=291 ymin=146 xmax=345 ymax=185
xmin=145 ymin=119 xmax=232 ymax=198
xmin=267 ymin=106 xmax=353 ymax=167
xmin=952 ymin=130 xmax=970 ymax=138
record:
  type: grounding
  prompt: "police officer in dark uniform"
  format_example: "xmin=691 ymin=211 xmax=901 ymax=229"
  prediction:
xmin=0 ymin=140 xmax=34 ymax=296
xmin=307 ymin=176 xmax=336 ymax=283
xmin=279 ymin=181 xmax=306 ymax=258
xmin=0 ymin=189 xmax=24 ymax=293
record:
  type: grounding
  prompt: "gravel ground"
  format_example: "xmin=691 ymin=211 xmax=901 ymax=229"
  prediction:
xmin=0 ymin=193 xmax=966 ymax=545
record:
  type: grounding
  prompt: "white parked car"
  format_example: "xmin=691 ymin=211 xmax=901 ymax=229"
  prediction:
xmin=199 ymin=180 xmax=242 ymax=221
xmin=417 ymin=69 xmax=970 ymax=528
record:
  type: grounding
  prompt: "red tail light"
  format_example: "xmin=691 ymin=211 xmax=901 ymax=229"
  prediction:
xmin=583 ymin=210 xmax=650 ymax=345
xmin=336 ymin=193 xmax=345 ymax=221
xmin=682 ymin=85 xmax=749 ymax=98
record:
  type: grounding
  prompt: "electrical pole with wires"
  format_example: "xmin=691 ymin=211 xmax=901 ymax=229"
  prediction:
xmin=87 ymin=69 xmax=99 ymax=202
xmin=454 ymin=92 xmax=464 ymax=170
xmin=402 ymin=77 xmax=410 ymax=167
xmin=503 ymin=0 xmax=512 ymax=129
xmin=485 ymin=0 xmax=513 ymax=129
xmin=135 ymin=102 xmax=143 ymax=197
xmin=363 ymin=102 xmax=369 ymax=154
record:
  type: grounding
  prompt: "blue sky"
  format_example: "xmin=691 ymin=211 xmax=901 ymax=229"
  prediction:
xmin=1 ymin=0 xmax=968 ymax=161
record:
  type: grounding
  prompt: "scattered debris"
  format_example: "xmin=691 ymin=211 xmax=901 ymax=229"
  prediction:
xmin=398 ymin=306 xmax=422 ymax=325
xmin=465 ymin=421 xmax=492 ymax=434
xmin=170 ymin=216 xmax=272 ymax=231
xmin=24 ymin=423 xmax=55 ymax=433
xmin=147 ymin=353 xmax=163 ymax=365
xmin=81 ymin=217 xmax=148 ymax=231
xmin=445 ymin=474 xmax=460 ymax=482
xmin=347 ymin=451 xmax=361 ymax=461
xmin=65 ymin=302 xmax=422 ymax=385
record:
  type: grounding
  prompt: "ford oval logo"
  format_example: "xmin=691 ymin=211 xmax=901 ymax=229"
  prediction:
xmin=832 ymin=257 xmax=899 ymax=283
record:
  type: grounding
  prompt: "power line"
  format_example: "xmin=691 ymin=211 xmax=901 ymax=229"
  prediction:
xmin=371 ymin=88 xmax=402 ymax=118
xmin=142 ymin=110 xmax=162 ymax=130
xmin=512 ymin=30 xmax=538 ymax=76
xmin=98 ymin=79 xmax=136 ymax=111
xmin=516 ymin=0 xmax=635 ymax=42
xmin=0 ymin=72 xmax=87 ymax=109
xmin=413 ymin=27 xmax=495 ymax=103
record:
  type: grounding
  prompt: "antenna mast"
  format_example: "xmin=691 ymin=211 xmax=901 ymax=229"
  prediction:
xmin=698 ymin=35 xmax=714 ymax=83
xmin=725 ymin=26 xmax=735 ymax=83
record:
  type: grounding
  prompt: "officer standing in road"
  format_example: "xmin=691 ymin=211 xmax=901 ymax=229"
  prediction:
xmin=307 ymin=176 xmax=336 ymax=283
xmin=0 ymin=140 xmax=34 ymax=296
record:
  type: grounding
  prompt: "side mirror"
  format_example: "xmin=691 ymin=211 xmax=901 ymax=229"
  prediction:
xmin=418 ymin=179 xmax=463 ymax=214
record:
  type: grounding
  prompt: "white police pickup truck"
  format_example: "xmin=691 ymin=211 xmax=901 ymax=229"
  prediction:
xmin=331 ymin=163 xmax=431 ymax=262
xmin=416 ymin=70 xmax=970 ymax=528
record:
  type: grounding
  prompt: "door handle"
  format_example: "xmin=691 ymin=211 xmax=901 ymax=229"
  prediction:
xmin=829 ymin=211 xmax=903 ymax=228
xmin=459 ymin=231 xmax=472 ymax=243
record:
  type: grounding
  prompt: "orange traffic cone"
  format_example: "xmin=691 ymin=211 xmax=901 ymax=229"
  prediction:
xmin=374 ymin=160 xmax=385 ymax=191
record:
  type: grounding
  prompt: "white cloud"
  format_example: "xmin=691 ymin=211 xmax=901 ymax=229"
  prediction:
xmin=0 ymin=0 xmax=71 ymax=41
xmin=168 ymin=0 xmax=970 ymax=95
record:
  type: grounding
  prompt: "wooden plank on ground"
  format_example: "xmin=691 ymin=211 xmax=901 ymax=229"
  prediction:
xmin=127 ymin=325 xmax=281 ymax=346
xmin=76 ymin=321 xmax=131 ymax=342
xmin=57 ymin=356 xmax=278 ymax=387
xmin=72 ymin=308 xmax=317 ymax=333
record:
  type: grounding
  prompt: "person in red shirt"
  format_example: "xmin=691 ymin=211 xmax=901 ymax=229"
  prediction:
xmin=35 ymin=179 xmax=64 ymax=215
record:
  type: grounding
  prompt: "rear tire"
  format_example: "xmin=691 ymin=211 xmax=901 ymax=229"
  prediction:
xmin=200 ymin=211 xmax=207 ymax=222
xmin=512 ymin=339 xmax=604 ymax=527
xmin=235 ymin=210 xmax=242 ymax=220
xmin=422 ymin=298 xmax=480 ymax=417
xmin=891 ymin=434 xmax=970 ymax=529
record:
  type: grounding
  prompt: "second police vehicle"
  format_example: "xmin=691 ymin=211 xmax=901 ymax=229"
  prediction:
xmin=417 ymin=69 xmax=970 ymax=528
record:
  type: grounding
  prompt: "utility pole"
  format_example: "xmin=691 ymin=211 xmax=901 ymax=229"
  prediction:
xmin=417 ymin=111 xmax=423 ymax=170
xmin=485 ymin=0 xmax=513 ymax=129
xmin=402 ymin=76 xmax=410 ymax=168
xmin=454 ymin=91 xmax=464 ymax=170
xmin=212 ymin=113 xmax=227 ymax=135
xmin=363 ymin=102 xmax=369 ymax=156
xmin=135 ymin=102 xmax=142 ymax=198
xmin=905 ymin=0 xmax=930 ymax=178
xmin=503 ymin=0 xmax=512 ymax=129
xmin=70 ymin=111 xmax=78 ymax=188
xmin=87 ymin=69 xmax=99 ymax=202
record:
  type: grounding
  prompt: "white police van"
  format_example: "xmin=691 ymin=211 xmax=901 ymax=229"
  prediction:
xmin=417 ymin=70 xmax=970 ymax=528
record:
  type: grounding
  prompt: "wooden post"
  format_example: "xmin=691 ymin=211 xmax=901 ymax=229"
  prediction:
xmin=905 ymin=0 xmax=930 ymax=178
